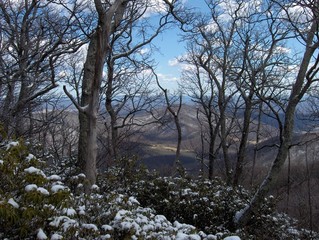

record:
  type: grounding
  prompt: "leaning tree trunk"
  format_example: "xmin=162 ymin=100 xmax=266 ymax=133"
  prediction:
xmin=234 ymin=19 xmax=318 ymax=227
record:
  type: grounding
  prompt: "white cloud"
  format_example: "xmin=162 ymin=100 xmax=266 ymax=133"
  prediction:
xmin=275 ymin=46 xmax=291 ymax=54
xmin=138 ymin=48 xmax=150 ymax=55
xmin=157 ymin=73 xmax=179 ymax=82
xmin=143 ymin=0 xmax=188 ymax=17
xmin=168 ymin=58 xmax=179 ymax=67
xmin=282 ymin=3 xmax=312 ymax=25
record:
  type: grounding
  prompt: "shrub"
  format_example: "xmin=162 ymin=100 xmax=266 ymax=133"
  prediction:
xmin=0 ymin=140 xmax=73 ymax=239
xmin=127 ymin=176 xmax=318 ymax=239
xmin=1 ymin=140 xmax=316 ymax=239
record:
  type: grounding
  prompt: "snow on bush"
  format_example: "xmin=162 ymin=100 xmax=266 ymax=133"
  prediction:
xmin=0 ymin=140 xmax=317 ymax=239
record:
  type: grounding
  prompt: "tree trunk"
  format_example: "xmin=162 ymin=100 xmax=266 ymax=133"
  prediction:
xmin=77 ymin=0 xmax=129 ymax=190
xmin=208 ymin=137 xmax=215 ymax=180
xmin=234 ymin=19 xmax=318 ymax=227
xmin=78 ymin=31 xmax=101 ymax=189
xmin=233 ymin=100 xmax=252 ymax=186
xmin=105 ymin=61 xmax=119 ymax=161
xmin=173 ymin=112 xmax=184 ymax=176
xmin=250 ymin=101 xmax=263 ymax=186
xmin=220 ymin=109 xmax=232 ymax=184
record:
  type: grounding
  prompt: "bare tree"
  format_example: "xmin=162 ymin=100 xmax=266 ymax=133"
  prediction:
xmin=181 ymin=56 xmax=223 ymax=180
xmin=231 ymin=0 xmax=291 ymax=186
xmin=234 ymin=0 xmax=319 ymax=227
xmin=180 ymin=0 xmax=251 ymax=183
xmin=0 ymin=0 xmax=84 ymax=137
xmin=64 ymin=0 xmax=175 ymax=188
xmin=154 ymin=70 xmax=184 ymax=176
xmin=64 ymin=0 xmax=130 ymax=189
xmin=101 ymin=1 xmax=172 ymax=163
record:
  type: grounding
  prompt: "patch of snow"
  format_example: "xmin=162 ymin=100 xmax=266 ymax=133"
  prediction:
xmin=37 ymin=228 xmax=48 ymax=239
xmin=82 ymin=223 xmax=98 ymax=231
xmin=78 ymin=205 xmax=86 ymax=215
xmin=50 ymin=233 xmax=63 ymax=240
xmin=77 ymin=173 xmax=86 ymax=178
xmin=114 ymin=209 xmax=129 ymax=221
xmin=128 ymin=196 xmax=140 ymax=205
xmin=206 ymin=235 xmax=218 ymax=240
xmin=8 ymin=198 xmax=19 ymax=208
xmin=101 ymin=224 xmax=113 ymax=231
xmin=37 ymin=187 xmax=49 ymax=195
xmin=176 ymin=232 xmax=190 ymax=239
xmin=177 ymin=232 xmax=202 ymax=239
xmin=287 ymin=227 xmax=300 ymax=236
xmin=223 ymin=236 xmax=240 ymax=240
xmin=154 ymin=214 xmax=167 ymax=223
xmin=62 ymin=218 xmax=78 ymax=232
xmin=49 ymin=216 xmax=78 ymax=232
xmin=51 ymin=184 xmax=67 ymax=193
xmin=6 ymin=141 xmax=19 ymax=150
xmin=25 ymin=184 xmax=38 ymax=192
xmin=47 ymin=175 xmax=62 ymax=181
xmin=101 ymin=234 xmax=111 ymax=239
xmin=25 ymin=153 xmax=36 ymax=161
xmin=24 ymin=166 xmax=46 ymax=177
xmin=0 ymin=160 xmax=3 ymax=165
xmin=234 ymin=204 xmax=249 ymax=224
xmin=49 ymin=216 xmax=70 ymax=228
xmin=174 ymin=221 xmax=196 ymax=231
xmin=91 ymin=184 xmax=99 ymax=190
xmin=63 ymin=208 xmax=76 ymax=216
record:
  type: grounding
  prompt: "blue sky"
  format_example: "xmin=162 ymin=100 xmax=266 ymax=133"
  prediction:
xmin=151 ymin=0 xmax=208 ymax=91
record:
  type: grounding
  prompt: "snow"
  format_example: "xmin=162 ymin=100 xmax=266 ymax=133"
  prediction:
xmin=77 ymin=173 xmax=86 ymax=178
xmin=234 ymin=204 xmax=249 ymax=224
xmin=62 ymin=218 xmax=78 ymax=231
xmin=49 ymin=216 xmax=69 ymax=228
xmin=91 ymin=184 xmax=99 ymax=190
xmin=82 ymin=223 xmax=98 ymax=231
xmin=128 ymin=196 xmax=140 ymax=205
xmin=37 ymin=187 xmax=50 ymax=195
xmin=0 ymin=160 xmax=3 ymax=165
xmin=63 ymin=208 xmax=76 ymax=216
xmin=8 ymin=198 xmax=19 ymax=208
xmin=25 ymin=184 xmax=38 ymax=192
xmin=101 ymin=224 xmax=113 ymax=231
xmin=224 ymin=236 xmax=241 ymax=240
xmin=50 ymin=233 xmax=63 ymax=240
xmin=37 ymin=228 xmax=48 ymax=239
xmin=25 ymin=184 xmax=49 ymax=195
xmin=78 ymin=205 xmax=86 ymax=215
xmin=49 ymin=216 xmax=79 ymax=232
xmin=176 ymin=232 xmax=201 ymax=240
xmin=25 ymin=153 xmax=36 ymax=161
xmin=114 ymin=209 xmax=129 ymax=221
xmin=24 ymin=166 xmax=46 ymax=177
xmin=6 ymin=141 xmax=19 ymax=150
xmin=51 ymin=184 xmax=67 ymax=193
xmin=101 ymin=234 xmax=111 ymax=239
xmin=47 ymin=175 xmax=62 ymax=181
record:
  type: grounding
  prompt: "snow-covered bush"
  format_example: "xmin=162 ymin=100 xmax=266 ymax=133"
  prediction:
xmin=0 ymin=140 xmax=232 ymax=239
xmin=0 ymin=140 xmax=73 ymax=239
xmin=127 ymin=176 xmax=317 ymax=239
xmin=0 ymin=140 xmax=316 ymax=239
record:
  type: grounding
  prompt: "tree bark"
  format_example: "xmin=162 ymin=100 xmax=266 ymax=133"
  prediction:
xmin=77 ymin=0 xmax=128 ymax=190
xmin=233 ymin=99 xmax=253 ymax=186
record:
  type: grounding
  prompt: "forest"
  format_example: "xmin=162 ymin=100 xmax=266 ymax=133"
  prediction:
xmin=1 ymin=0 xmax=319 ymax=239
